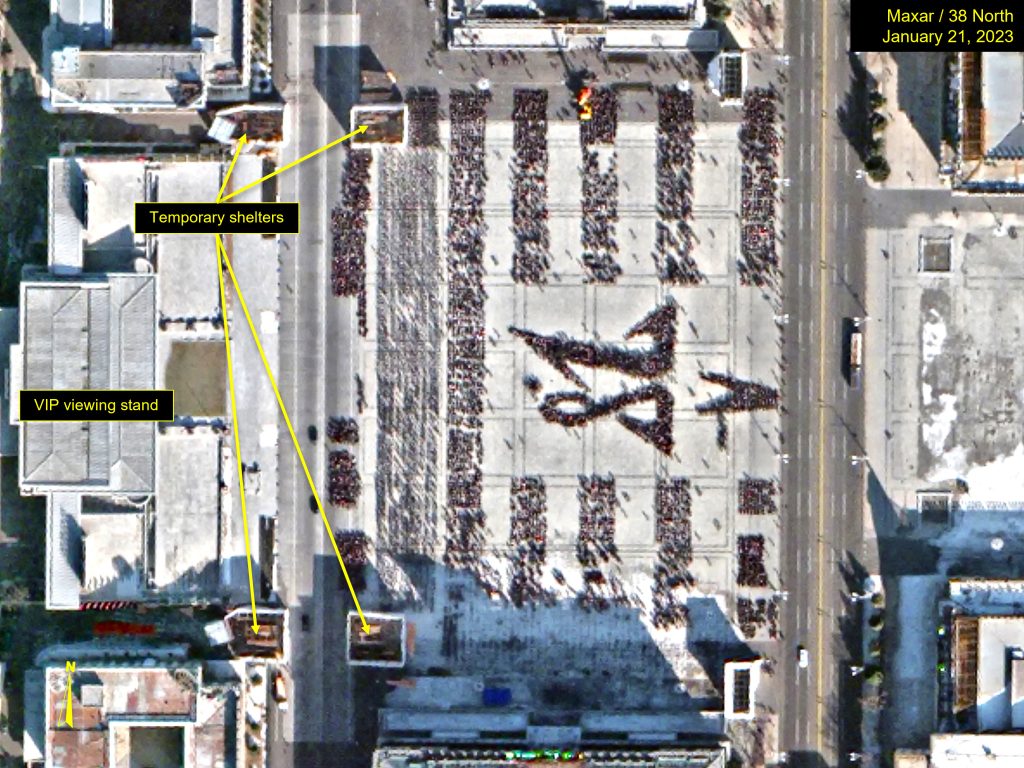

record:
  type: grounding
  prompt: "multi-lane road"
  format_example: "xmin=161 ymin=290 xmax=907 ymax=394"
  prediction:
xmin=266 ymin=0 xmax=876 ymax=764
xmin=270 ymin=0 xmax=361 ymax=764
xmin=778 ymin=0 xmax=871 ymax=763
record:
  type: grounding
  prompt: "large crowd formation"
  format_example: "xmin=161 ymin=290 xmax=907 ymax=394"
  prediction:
xmin=512 ymin=302 xmax=677 ymax=389
xmin=512 ymin=303 xmax=678 ymax=454
xmin=696 ymin=371 xmax=780 ymax=414
xmin=407 ymin=88 xmax=441 ymax=148
xmin=328 ymin=450 xmax=360 ymax=507
xmin=538 ymin=384 xmax=674 ymax=455
xmin=737 ymin=596 xmax=780 ymax=640
xmin=508 ymin=476 xmax=548 ymax=607
xmin=327 ymin=416 xmax=359 ymax=445
xmin=738 ymin=477 xmax=777 ymax=515
xmin=444 ymin=91 xmax=492 ymax=580
xmin=652 ymin=476 xmax=693 ymax=629
xmin=330 ymin=149 xmax=372 ymax=335
xmin=580 ymin=88 xmax=622 ymax=283
xmin=511 ymin=89 xmax=551 ymax=285
xmin=374 ymin=150 xmax=443 ymax=554
xmin=577 ymin=474 xmax=619 ymax=567
xmin=336 ymin=529 xmax=370 ymax=589
xmin=738 ymin=88 xmax=781 ymax=288
xmin=655 ymin=88 xmax=702 ymax=285
xmin=737 ymin=534 xmax=769 ymax=588
xmin=326 ymin=87 xmax=785 ymax=631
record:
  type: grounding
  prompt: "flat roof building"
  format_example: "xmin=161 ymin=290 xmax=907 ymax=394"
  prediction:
xmin=447 ymin=0 xmax=718 ymax=51
xmin=21 ymin=653 xmax=255 ymax=768
xmin=953 ymin=52 xmax=1024 ymax=190
xmin=42 ymin=0 xmax=252 ymax=112
xmin=904 ymin=580 xmax=1024 ymax=765
xmin=11 ymin=153 xmax=278 ymax=610
xmin=373 ymin=747 xmax=728 ymax=768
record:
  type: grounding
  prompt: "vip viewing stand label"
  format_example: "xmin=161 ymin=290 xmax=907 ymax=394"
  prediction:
xmin=134 ymin=202 xmax=300 ymax=234
xmin=20 ymin=390 xmax=175 ymax=422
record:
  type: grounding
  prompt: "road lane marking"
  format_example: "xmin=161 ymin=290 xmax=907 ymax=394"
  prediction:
xmin=220 ymin=127 xmax=367 ymax=202
xmin=218 ymin=240 xmax=372 ymax=633
xmin=816 ymin=0 xmax=830 ymax=756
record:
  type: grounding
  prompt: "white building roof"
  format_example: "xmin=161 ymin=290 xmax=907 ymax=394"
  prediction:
xmin=19 ymin=275 xmax=156 ymax=493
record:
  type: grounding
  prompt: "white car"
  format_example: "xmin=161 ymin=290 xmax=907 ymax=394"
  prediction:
xmin=798 ymin=646 xmax=809 ymax=669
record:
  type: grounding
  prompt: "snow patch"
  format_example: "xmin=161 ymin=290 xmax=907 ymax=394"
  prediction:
xmin=960 ymin=443 xmax=1024 ymax=504
xmin=921 ymin=312 xmax=947 ymax=365
xmin=922 ymin=394 xmax=957 ymax=457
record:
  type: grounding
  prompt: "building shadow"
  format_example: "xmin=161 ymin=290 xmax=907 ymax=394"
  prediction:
xmin=280 ymin=547 xmax=751 ymax=764
xmin=890 ymin=52 xmax=946 ymax=162
xmin=833 ymin=52 xmax=873 ymax=165
xmin=312 ymin=45 xmax=367 ymax=131
xmin=782 ymin=750 xmax=830 ymax=768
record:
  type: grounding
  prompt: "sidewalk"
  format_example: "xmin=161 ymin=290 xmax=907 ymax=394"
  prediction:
xmin=863 ymin=52 xmax=947 ymax=191
xmin=726 ymin=0 xmax=786 ymax=51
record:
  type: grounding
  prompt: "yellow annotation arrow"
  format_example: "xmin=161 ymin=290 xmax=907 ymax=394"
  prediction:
xmin=216 ymin=241 xmax=371 ymax=634
xmin=216 ymin=134 xmax=248 ymax=203
xmin=218 ymin=125 xmax=368 ymax=203
xmin=214 ymin=233 xmax=261 ymax=634
xmin=64 ymin=661 xmax=75 ymax=727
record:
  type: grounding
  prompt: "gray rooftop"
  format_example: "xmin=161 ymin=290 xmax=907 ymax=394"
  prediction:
xmin=154 ymin=432 xmax=223 ymax=594
xmin=983 ymin=53 xmax=1024 ymax=158
xmin=20 ymin=275 xmax=156 ymax=493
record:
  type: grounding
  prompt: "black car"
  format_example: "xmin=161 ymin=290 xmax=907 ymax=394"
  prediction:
xmin=308 ymin=425 xmax=318 ymax=442
xmin=300 ymin=613 xmax=310 ymax=632
xmin=309 ymin=495 xmax=318 ymax=513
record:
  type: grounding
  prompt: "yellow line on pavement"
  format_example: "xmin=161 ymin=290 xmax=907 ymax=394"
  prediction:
xmin=215 ymin=237 xmax=371 ymax=633
xmin=215 ymin=233 xmax=261 ymax=632
xmin=816 ymin=0 xmax=830 ymax=758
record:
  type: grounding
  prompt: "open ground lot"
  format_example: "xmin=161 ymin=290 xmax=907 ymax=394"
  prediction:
xmin=868 ymin=212 xmax=1024 ymax=519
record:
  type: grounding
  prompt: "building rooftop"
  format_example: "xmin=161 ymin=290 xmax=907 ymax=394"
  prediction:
xmin=43 ymin=0 xmax=243 ymax=111
xmin=969 ymin=616 xmax=1024 ymax=731
xmin=981 ymin=53 xmax=1024 ymax=159
xmin=373 ymin=747 xmax=728 ymax=768
xmin=19 ymin=153 xmax=271 ymax=610
xmin=39 ymin=662 xmax=241 ymax=768
xmin=446 ymin=0 xmax=715 ymax=49
xmin=19 ymin=275 xmax=157 ymax=494
xmin=154 ymin=431 xmax=223 ymax=594
xmin=224 ymin=608 xmax=287 ymax=658
xmin=955 ymin=53 xmax=1024 ymax=188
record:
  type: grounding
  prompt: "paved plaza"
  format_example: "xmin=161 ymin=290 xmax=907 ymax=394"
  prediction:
xmin=330 ymin=94 xmax=786 ymax=702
